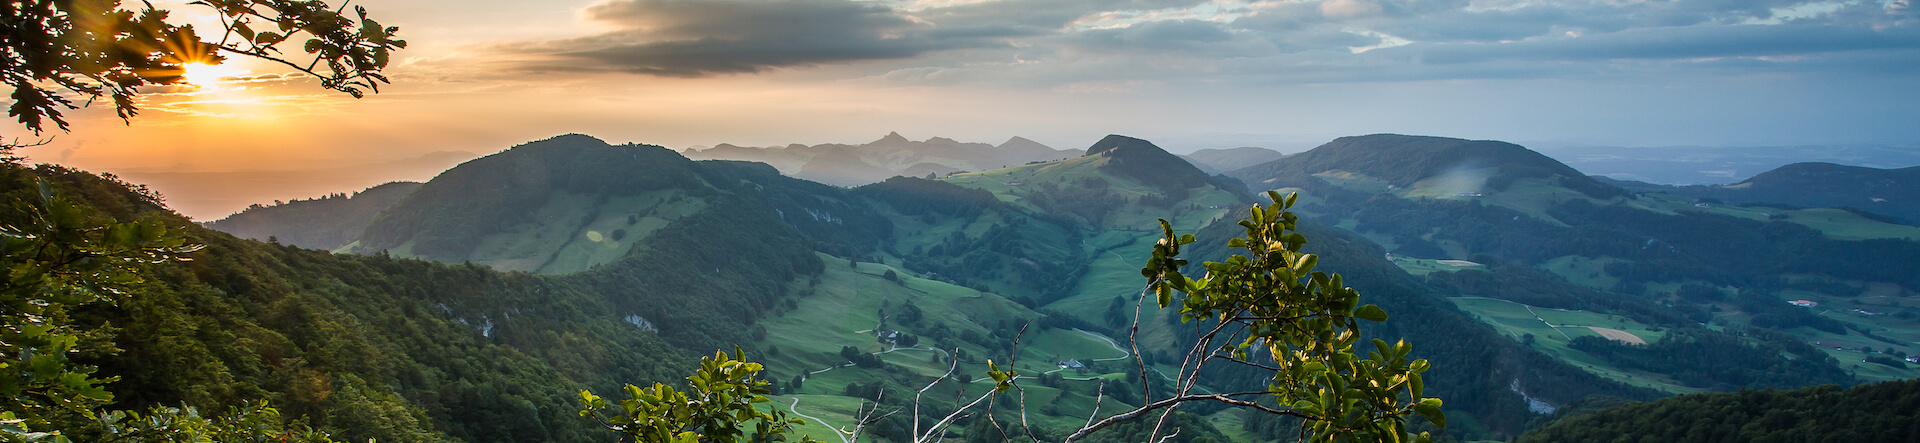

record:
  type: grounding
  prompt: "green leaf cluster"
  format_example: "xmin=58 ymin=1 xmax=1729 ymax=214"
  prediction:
xmin=0 ymin=177 xmax=343 ymax=442
xmin=1141 ymin=191 xmax=1442 ymax=443
xmin=1 ymin=0 xmax=403 ymax=135
xmin=580 ymin=348 xmax=817 ymax=443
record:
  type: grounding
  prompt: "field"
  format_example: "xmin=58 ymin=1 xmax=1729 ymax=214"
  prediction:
xmin=375 ymin=189 xmax=709 ymax=274
xmin=1539 ymin=255 xmax=1626 ymax=291
xmin=1749 ymin=287 xmax=1920 ymax=382
xmin=1446 ymin=297 xmax=1700 ymax=394
xmin=753 ymin=252 xmax=1159 ymax=439
xmin=946 ymin=156 xmax=1249 ymax=353
xmin=1391 ymin=256 xmax=1486 ymax=276
xmin=1632 ymin=193 xmax=1920 ymax=241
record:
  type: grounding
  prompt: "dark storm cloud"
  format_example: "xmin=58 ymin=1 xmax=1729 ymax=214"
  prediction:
xmin=508 ymin=0 xmax=1025 ymax=76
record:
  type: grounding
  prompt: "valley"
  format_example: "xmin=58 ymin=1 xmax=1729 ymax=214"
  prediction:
xmin=11 ymin=0 xmax=1915 ymax=440
xmin=23 ymin=130 xmax=1911 ymax=442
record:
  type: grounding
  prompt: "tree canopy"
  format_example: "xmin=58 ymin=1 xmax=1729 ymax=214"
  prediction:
xmin=2 ymin=0 xmax=404 ymax=135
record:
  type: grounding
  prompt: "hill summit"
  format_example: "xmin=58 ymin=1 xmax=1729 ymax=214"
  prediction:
xmin=1083 ymin=134 xmax=1219 ymax=193
xmin=1603 ymin=161 xmax=1920 ymax=223
xmin=1230 ymin=134 xmax=1623 ymax=199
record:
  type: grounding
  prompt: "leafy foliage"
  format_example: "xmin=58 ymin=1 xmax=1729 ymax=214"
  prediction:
xmin=0 ymin=170 xmax=359 ymax=442
xmin=1 ymin=0 xmax=404 ymax=134
xmin=1176 ymin=206 xmax=1660 ymax=437
xmin=1 ymin=164 xmax=825 ymax=442
xmin=580 ymin=348 xmax=817 ymax=443
xmin=1097 ymin=191 xmax=1441 ymax=443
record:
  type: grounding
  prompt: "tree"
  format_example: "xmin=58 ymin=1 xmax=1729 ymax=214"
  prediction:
xmin=0 ymin=179 xmax=339 ymax=442
xmin=2 ymin=0 xmax=405 ymax=136
xmin=1096 ymin=190 xmax=1441 ymax=442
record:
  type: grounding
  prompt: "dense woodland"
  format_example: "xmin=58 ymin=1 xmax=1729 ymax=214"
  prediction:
xmin=5 ymin=162 xmax=835 ymax=442
xmin=1518 ymin=379 xmax=1920 ymax=442
xmin=207 ymin=181 xmax=422 ymax=250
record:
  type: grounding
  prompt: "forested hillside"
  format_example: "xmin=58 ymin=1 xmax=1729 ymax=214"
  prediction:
xmin=1602 ymin=161 xmax=1920 ymax=223
xmin=7 ymin=160 xmax=830 ymax=442
xmin=206 ymin=181 xmax=420 ymax=250
xmin=1226 ymin=133 xmax=1920 ymax=396
xmin=1519 ymin=379 xmax=1920 ymax=442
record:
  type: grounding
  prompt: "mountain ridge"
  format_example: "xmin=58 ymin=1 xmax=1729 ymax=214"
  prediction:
xmin=683 ymin=133 xmax=1083 ymax=186
xmin=1228 ymin=133 xmax=1624 ymax=200
xmin=1604 ymin=161 xmax=1920 ymax=223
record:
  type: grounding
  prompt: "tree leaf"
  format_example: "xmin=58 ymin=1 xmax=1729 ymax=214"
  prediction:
xmin=1354 ymin=304 xmax=1388 ymax=322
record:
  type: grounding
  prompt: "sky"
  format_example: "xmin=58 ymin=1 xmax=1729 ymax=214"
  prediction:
xmin=14 ymin=0 xmax=1920 ymax=217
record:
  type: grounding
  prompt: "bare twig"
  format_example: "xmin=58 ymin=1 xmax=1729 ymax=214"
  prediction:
xmin=1065 ymin=391 xmax=1317 ymax=443
xmin=913 ymin=348 xmax=962 ymax=441
xmin=1130 ymin=280 xmax=1156 ymax=404
xmin=1083 ymin=381 xmax=1105 ymax=430
xmin=917 ymin=379 xmax=1008 ymax=443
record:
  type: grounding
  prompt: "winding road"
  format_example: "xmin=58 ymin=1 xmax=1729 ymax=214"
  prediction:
xmin=785 ymin=397 xmax=850 ymax=443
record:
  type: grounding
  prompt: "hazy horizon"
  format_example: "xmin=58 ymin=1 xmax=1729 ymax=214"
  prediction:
xmin=11 ymin=0 xmax=1918 ymax=219
xmin=112 ymin=129 xmax=1920 ymax=221
xmin=15 ymin=0 xmax=1917 ymax=168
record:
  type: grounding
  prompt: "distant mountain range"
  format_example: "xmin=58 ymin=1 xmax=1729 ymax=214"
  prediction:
xmin=1535 ymin=144 xmax=1920 ymax=186
xmin=682 ymin=132 xmax=1083 ymax=186
xmin=1180 ymin=147 xmax=1286 ymax=174
xmin=684 ymin=132 xmax=1288 ymax=187
xmin=1598 ymin=162 xmax=1920 ymax=223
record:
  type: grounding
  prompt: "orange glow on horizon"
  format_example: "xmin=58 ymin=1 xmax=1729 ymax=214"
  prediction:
xmin=180 ymin=62 xmax=249 ymax=88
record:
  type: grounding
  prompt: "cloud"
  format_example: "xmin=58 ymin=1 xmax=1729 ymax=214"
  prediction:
xmin=507 ymin=0 xmax=1025 ymax=76
xmin=493 ymin=0 xmax=1919 ymax=85
xmin=1387 ymin=24 xmax=1920 ymax=65
xmin=1319 ymin=0 xmax=1382 ymax=19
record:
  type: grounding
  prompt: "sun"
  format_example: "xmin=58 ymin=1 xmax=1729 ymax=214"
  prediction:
xmin=180 ymin=62 xmax=249 ymax=87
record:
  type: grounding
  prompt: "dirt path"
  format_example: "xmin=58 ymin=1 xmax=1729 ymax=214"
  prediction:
xmin=1082 ymin=238 xmax=1129 ymax=263
xmin=784 ymin=397 xmax=849 ymax=443
xmin=1459 ymin=296 xmax=1578 ymax=341
xmin=1075 ymin=329 xmax=1131 ymax=361
xmin=1522 ymin=304 xmax=1576 ymax=341
xmin=1587 ymin=326 xmax=1646 ymax=345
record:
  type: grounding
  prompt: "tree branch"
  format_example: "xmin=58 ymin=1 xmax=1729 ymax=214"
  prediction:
xmin=1065 ymin=391 xmax=1319 ymax=443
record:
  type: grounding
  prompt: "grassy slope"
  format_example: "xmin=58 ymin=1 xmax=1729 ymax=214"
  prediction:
xmin=380 ymin=190 xmax=707 ymax=274
xmin=1284 ymin=168 xmax=1920 ymax=391
xmin=755 ymin=253 xmax=1152 ymax=440
xmin=945 ymin=157 xmax=1243 ymax=354
xmin=1447 ymin=297 xmax=1695 ymax=394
